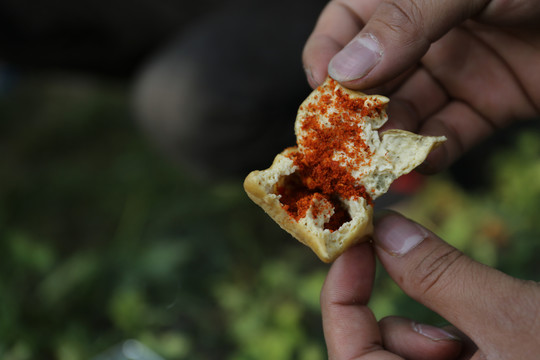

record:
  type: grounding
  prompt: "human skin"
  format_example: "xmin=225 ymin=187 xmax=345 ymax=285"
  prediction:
xmin=303 ymin=0 xmax=540 ymax=358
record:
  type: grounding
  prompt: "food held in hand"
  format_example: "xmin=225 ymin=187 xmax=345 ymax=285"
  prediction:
xmin=244 ymin=78 xmax=445 ymax=262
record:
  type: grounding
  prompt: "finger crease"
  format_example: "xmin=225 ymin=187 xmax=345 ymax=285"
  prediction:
xmin=329 ymin=298 xmax=364 ymax=307
xmin=417 ymin=247 xmax=464 ymax=296
xmin=334 ymin=1 xmax=365 ymax=33
xmin=386 ymin=0 xmax=428 ymax=46
xmin=312 ymin=32 xmax=349 ymax=49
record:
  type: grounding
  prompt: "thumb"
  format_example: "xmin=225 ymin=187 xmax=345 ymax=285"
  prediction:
xmin=373 ymin=211 xmax=539 ymax=356
xmin=328 ymin=0 xmax=488 ymax=89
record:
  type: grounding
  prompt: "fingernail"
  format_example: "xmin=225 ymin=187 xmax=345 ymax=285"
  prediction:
xmin=413 ymin=323 xmax=461 ymax=342
xmin=374 ymin=212 xmax=428 ymax=256
xmin=328 ymin=33 xmax=382 ymax=82
xmin=304 ymin=66 xmax=319 ymax=89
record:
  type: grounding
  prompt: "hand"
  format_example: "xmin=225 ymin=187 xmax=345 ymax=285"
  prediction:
xmin=321 ymin=211 xmax=540 ymax=359
xmin=303 ymin=0 xmax=540 ymax=173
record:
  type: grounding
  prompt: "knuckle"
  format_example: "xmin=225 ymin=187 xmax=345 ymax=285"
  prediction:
xmin=409 ymin=244 xmax=465 ymax=298
xmin=373 ymin=0 xmax=428 ymax=45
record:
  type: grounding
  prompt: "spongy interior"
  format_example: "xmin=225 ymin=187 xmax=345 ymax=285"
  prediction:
xmin=274 ymin=172 xmax=351 ymax=231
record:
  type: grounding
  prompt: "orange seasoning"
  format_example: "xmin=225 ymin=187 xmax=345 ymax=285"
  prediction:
xmin=277 ymin=79 xmax=385 ymax=231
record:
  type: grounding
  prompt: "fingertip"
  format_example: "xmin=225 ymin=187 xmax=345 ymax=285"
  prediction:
xmin=379 ymin=316 xmax=463 ymax=360
xmin=304 ymin=65 xmax=325 ymax=89
xmin=322 ymin=240 xmax=375 ymax=306
xmin=339 ymin=239 xmax=374 ymax=262
xmin=373 ymin=211 xmax=428 ymax=257
xmin=302 ymin=34 xmax=341 ymax=88
xmin=328 ymin=240 xmax=375 ymax=280
xmin=412 ymin=322 xmax=461 ymax=342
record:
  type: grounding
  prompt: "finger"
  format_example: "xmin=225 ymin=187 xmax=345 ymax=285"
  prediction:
xmin=413 ymin=25 xmax=540 ymax=173
xmin=479 ymin=0 xmax=540 ymax=25
xmin=361 ymin=68 xmax=414 ymax=97
xmin=373 ymin=211 xmax=540 ymax=357
xmin=384 ymin=24 xmax=535 ymax=169
xmin=384 ymin=98 xmax=494 ymax=174
xmin=380 ymin=67 xmax=449 ymax=132
xmin=303 ymin=0 xmax=379 ymax=87
xmin=443 ymin=326 xmax=479 ymax=360
xmin=422 ymin=25 xmax=537 ymax=124
xmin=303 ymin=36 xmax=342 ymax=89
xmin=465 ymin=23 xmax=540 ymax=111
xmin=379 ymin=316 xmax=462 ymax=360
xmin=321 ymin=242 xmax=402 ymax=360
xmin=381 ymin=317 xmax=480 ymax=360
xmin=415 ymin=101 xmax=494 ymax=174
xmin=328 ymin=0 xmax=489 ymax=89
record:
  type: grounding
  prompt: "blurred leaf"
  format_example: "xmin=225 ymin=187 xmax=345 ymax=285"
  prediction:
xmin=2 ymin=341 xmax=32 ymax=360
xmin=298 ymin=342 xmax=326 ymax=360
xmin=139 ymin=332 xmax=192 ymax=359
xmin=38 ymin=252 xmax=99 ymax=306
xmin=297 ymin=270 xmax=326 ymax=311
xmin=136 ymin=240 xmax=192 ymax=280
xmin=6 ymin=230 xmax=56 ymax=273
xmin=108 ymin=287 xmax=149 ymax=334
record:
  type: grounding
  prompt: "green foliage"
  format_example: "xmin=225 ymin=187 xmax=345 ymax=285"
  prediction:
xmin=215 ymin=257 xmax=326 ymax=360
xmin=0 ymin=72 xmax=538 ymax=359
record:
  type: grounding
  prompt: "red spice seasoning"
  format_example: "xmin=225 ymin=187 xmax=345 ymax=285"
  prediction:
xmin=278 ymin=79 xmax=385 ymax=231
xmin=277 ymin=175 xmax=351 ymax=232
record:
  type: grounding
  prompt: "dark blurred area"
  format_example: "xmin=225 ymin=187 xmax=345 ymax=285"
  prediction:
xmin=0 ymin=0 xmax=218 ymax=76
xmin=132 ymin=0 xmax=328 ymax=178
xmin=0 ymin=0 xmax=327 ymax=179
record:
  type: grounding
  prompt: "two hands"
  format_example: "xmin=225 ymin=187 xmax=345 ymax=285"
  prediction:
xmin=302 ymin=0 xmax=540 ymax=358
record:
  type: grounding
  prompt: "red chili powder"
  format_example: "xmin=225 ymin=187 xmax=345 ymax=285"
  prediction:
xmin=277 ymin=79 xmax=384 ymax=231
xmin=277 ymin=174 xmax=351 ymax=232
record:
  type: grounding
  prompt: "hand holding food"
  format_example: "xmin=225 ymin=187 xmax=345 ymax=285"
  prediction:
xmin=303 ymin=0 xmax=540 ymax=174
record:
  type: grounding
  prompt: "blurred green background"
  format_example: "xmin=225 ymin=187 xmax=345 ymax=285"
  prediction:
xmin=0 ymin=70 xmax=539 ymax=360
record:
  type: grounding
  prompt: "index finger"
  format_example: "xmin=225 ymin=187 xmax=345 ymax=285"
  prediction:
xmin=303 ymin=0 xmax=379 ymax=87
